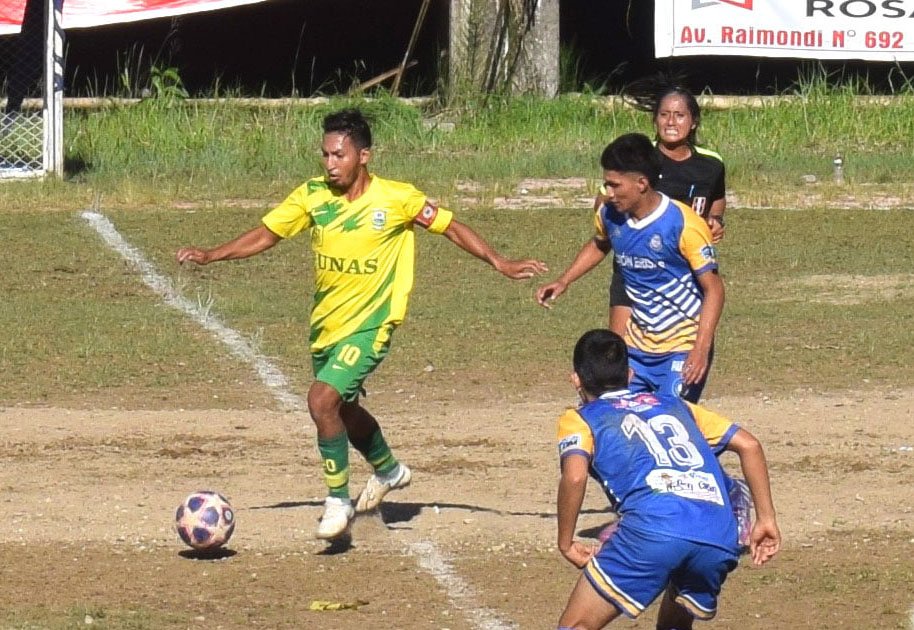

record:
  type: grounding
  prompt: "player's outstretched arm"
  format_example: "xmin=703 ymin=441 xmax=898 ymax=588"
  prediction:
xmin=176 ymin=225 xmax=281 ymax=266
xmin=557 ymin=454 xmax=597 ymax=568
xmin=536 ymin=239 xmax=608 ymax=309
xmin=442 ymin=219 xmax=547 ymax=279
xmin=727 ymin=428 xmax=781 ymax=566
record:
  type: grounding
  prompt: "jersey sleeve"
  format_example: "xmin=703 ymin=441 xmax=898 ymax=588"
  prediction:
xmin=677 ymin=204 xmax=718 ymax=277
xmin=262 ymin=183 xmax=313 ymax=238
xmin=711 ymin=161 xmax=726 ymax=203
xmin=685 ymin=401 xmax=739 ymax=455
xmin=401 ymin=184 xmax=453 ymax=234
xmin=557 ymin=408 xmax=594 ymax=461
xmin=592 ymin=205 xmax=609 ymax=242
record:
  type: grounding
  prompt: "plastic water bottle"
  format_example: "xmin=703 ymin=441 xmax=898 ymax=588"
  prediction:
xmin=833 ymin=153 xmax=845 ymax=184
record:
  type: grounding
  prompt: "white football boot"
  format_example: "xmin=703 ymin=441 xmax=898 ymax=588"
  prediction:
xmin=315 ymin=496 xmax=354 ymax=540
xmin=355 ymin=463 xmax=412 ymax=513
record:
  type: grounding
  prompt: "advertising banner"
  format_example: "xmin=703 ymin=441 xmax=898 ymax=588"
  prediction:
xmin=0 ymin=0 xmax=25 ymax=35
xmin=655 ymin=0 xmax=914 ymax=61
xmin=0 ymin=0 xmax=269 ymax=35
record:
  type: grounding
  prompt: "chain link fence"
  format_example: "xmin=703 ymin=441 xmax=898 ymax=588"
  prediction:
xmin=0 ymin=0 xmax=56 ymax=178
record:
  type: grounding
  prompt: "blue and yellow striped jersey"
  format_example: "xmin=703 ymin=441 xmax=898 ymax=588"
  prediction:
xmin=557 ymin=390 xmax=739 ymax=552
xmin=595 ymin=194 xmax=717 ymax=354
xmin=262 ymin=174 xmax=453 ymax=350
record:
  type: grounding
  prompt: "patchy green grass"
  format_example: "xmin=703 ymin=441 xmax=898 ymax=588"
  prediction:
xmin=2 ymin=202 xmax=913 ymax=408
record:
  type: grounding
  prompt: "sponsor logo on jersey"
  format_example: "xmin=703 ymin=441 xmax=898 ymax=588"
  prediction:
xmin=611 ymin=393 xmax=659 ymax=412
xmin=646 ymin=469 xmax=724 ymax=505
xmin=414 ymin=201 xmax=439 ymax=228
xmin=559 ymin=434 xmax=581 ymax=454
xmin=314 ymin=252 xmax=379 ymax=274
xmin=616 ymin=253 xmax=657 ymax=270
xmin=372 ymin=209 xmax=387 ymax=230
xmin=692 ymin=196 xmax=708 ymax=217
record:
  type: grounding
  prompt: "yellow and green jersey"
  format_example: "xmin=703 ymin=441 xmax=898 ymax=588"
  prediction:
xmin=262 ymin=174 xmax=453 ymax=351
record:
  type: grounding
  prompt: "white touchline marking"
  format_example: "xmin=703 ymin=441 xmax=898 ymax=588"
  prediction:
xmin=82 ymin=210 xmax=512 ymax=630
xmin=80 ymin=211 xmax=306 ymax=414
xmin=409 ymin=540 xmax=518 ymax=630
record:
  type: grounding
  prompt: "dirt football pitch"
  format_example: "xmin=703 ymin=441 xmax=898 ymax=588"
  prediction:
xmin=1 ymin=384 xmax=913 ymax=629
xmin=3 ymin=188 xmax=914 ymax=628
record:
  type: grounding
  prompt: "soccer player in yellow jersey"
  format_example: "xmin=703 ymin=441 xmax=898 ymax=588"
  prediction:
xmin=177 ymin=108 xmax=547 ymax=540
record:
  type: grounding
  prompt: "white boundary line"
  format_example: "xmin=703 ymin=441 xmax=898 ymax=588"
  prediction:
xmin=409 ymin=541 xmax=518 ymax=630
xmin=80 ymin=210 xmax=305 ymax=413
xmin=80 ymin=210 xmax=517 ymax=630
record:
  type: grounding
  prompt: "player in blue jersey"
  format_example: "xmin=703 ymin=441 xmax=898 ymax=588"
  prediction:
xmin=605 ymin=76 xmax=727 ymax=338
xmin=537 ymin=133 xmax=724 ymax=403
xmin=555 ymin=329 xmax=780 ymax=629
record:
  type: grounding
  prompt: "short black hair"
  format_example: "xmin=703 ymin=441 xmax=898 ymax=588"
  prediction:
xmin=322 ymin=108 xmax=372 ymax=149
xmin=600 ymin=133 xmax=661 ymax=188
xmin=573 ymin=329 xmax=630 ymax=397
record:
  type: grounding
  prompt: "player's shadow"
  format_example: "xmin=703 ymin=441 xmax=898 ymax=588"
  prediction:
xmin=316 ymin=534 xmax=354 ymax=556
xmin=178 ymin=547 xmax=238 ymax=560
xmin=246 ymin=500 xmax=615 ymax=555
xmin=249 ymin=499 xmax=612 ymax=526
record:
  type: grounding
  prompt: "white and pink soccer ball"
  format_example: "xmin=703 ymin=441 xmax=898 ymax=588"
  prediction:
xmin=175 ymin=491 xmax=235 ymax=551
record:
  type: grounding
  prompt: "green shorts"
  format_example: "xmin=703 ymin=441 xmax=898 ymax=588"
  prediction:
xmin=312 ymin=326 xmax=394 ymax=402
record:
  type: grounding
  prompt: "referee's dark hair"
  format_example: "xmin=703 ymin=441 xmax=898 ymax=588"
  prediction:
xmin=573 ymin=329 xmax=630 ymax=397
xmin=600 ymin=133 xmax=661 ymax=188
xmin=323 ymin=108 xmax=373 ymax=150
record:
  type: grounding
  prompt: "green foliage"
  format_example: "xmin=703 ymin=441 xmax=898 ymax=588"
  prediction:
xmin=53 ymin=90 xmax=914 ymax=207
xmin=149 ymin=66 xmax=189 ymax=103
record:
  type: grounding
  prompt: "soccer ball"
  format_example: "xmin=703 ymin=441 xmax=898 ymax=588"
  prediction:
xmin=175 ymin=491 xmax=236 ymax=551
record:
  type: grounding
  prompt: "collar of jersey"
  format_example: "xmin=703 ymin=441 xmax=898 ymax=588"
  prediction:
xmin=598 ymin=389 xmax=631 ymax=399
xmin=627 ymin=193 xmax=669 ymax=230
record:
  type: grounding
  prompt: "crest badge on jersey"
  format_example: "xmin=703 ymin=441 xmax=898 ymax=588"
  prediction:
xmin=700 ymin=244 xmax=717 ymax=262
xmin=559 ymin=434 xmax=582 ymax=455
xmin=414 ymin=201 xmax=439 ymax=228
xmin=649 ymin=234 xmax=663 ymax=252
xmin=372 ymin=209 xmax=387 ymax=230
xmin=692 ymin=196 xmax=708 ymax=217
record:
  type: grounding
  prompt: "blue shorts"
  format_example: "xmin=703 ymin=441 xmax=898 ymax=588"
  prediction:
xmin=627 ymin=347 xmax=713 ymax=403
xmin=583 ymin=525 xmax=738 ymax=620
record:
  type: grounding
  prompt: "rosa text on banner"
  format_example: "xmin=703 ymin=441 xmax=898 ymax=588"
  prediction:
xmin=655 ymin=0 xmax=914 ymax=61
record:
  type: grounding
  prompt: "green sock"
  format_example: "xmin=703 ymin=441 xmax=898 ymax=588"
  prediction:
xmin=351 ymin=428 xmax=398 ymax=476
xmin=317 ymin=431 xmax=350 ymax=499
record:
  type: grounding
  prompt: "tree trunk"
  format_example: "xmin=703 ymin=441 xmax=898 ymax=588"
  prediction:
xmin=448 ymin=0 xmax=558 ymax=99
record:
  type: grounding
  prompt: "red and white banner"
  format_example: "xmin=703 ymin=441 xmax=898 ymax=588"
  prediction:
xmin=0 ymin=0 xmax=26 ymax=34
xmin=655 ymin=0 xmax=914 ymax=61
xmin=0 ymin=0 xmax=270 ymax=35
